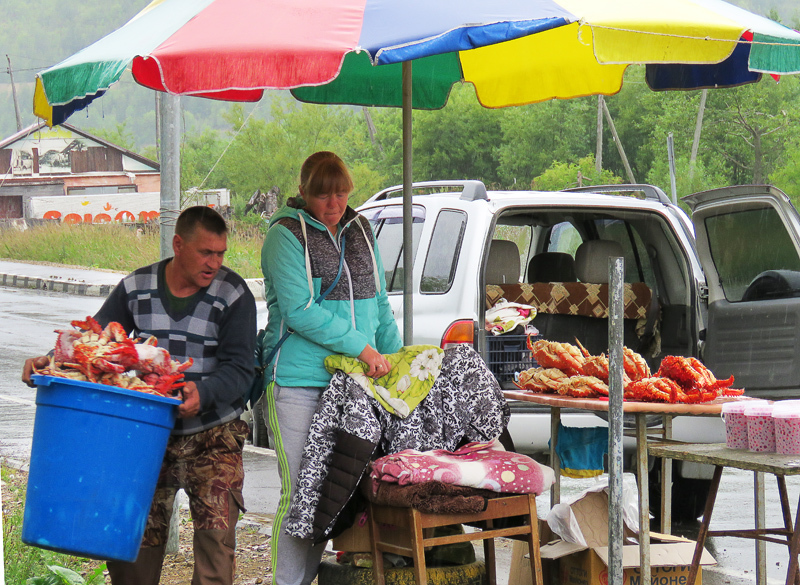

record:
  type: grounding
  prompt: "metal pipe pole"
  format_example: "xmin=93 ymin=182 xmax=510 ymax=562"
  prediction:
xmin=402 ymin=61 xmax=413 ymax=345
xmin=608 ymin=256 xmax=625 ymax=585
xmin=159 ymin=93 xmax=182 ymax=260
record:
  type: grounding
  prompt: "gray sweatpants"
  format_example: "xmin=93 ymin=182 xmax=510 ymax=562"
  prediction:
xmin=265 ymin=384 xmax=327 ymax=585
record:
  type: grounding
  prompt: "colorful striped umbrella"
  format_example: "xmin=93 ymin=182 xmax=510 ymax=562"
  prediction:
xmin=34 ymin=0 xmax=800 ymax=127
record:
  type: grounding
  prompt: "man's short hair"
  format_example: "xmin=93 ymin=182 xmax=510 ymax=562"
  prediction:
xmin=175 ymin=206 xmax=228 ymax=239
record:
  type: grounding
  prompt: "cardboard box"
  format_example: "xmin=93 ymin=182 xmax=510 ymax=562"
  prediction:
xmin=534 ymin=488 xmax=715 ymax=585
xmin=508 ymin=521 xmax=558 ymax=585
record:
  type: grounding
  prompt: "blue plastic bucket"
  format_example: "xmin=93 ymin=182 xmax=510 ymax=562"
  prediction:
xmin=22 ymin=375 xmax=180 ymax=562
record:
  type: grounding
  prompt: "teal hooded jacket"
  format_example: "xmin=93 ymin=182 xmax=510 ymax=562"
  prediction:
xmin=260 ymin=200 xmax=402 ymax=388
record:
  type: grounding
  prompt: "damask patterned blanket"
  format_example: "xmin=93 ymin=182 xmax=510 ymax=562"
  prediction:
xmin=285 ymin=344 xmax=510 ymax=541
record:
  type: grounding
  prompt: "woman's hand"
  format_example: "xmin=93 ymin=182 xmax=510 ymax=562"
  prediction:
xmin=358 ymin=345 xmax=392 ymax=379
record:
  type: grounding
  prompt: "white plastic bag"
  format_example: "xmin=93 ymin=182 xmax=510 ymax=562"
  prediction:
xmin=545 ymin=479 xmax=640 ymax=547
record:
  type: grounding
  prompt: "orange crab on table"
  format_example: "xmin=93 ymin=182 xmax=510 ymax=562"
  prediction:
xmin=527 ymin=337 xmax=586 ymax=376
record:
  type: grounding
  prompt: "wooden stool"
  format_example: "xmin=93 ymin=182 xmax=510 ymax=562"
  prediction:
xmin=368 ymin=493 xmax=543 ymax=585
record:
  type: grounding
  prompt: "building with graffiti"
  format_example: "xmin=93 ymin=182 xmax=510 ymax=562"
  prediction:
xmin=0 ymin=122 xmax=160 ymax=223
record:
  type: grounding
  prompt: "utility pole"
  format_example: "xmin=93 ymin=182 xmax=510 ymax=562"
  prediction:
xmin=6 ymin=55 xmax=23 ymax=131
xmin=689 ymin=89 xmax=708 ymax=184
xmin=596 ymin=96 xmax=604 ymax=174
xmin=601 ymin=99 xmax=636 ymax=184
xmin=362 ymin=107 xmax=384 ymax=156
xmin=667 ymin=132 xmax=677 ymax=204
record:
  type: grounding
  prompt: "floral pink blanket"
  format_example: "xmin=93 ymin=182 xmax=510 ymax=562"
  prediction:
xmin=370 ymin=439 xmax=555 ymax=495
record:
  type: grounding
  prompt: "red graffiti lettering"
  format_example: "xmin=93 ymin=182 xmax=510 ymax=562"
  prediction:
xmin=43 ymin=211 xmax=62 ymax=220
xmin=138 ymin=210 xmax=159 ymax=223
xmin=93 ymin=213 xmax=112 ymax=224
xmin=114 ymin=210 xmax=136 ymax=222
xmin=63 ymin=213 xmax=82 ymax=224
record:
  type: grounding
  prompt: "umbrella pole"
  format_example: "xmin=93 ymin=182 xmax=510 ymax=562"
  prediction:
xmin=159 ymin=93 xmax=182 ymax=260
xmin=608 ymin=256 xmax=625 ymax=585
xmin=402 ymin=61 xmax=413 ymax=345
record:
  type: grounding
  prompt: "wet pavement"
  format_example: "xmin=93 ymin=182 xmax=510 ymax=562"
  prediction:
xmin=1 ymin=262 xmax=798 ymax=585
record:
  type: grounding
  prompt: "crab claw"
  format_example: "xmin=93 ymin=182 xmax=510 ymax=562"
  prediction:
xmin=71 ymin=315 xmax=103 ymax=334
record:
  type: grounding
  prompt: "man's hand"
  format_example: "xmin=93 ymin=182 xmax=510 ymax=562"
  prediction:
xmin=22 ymin=356 xmax=50 ymax=387
xmin=178 ymin=381 xmax=201 ymax=418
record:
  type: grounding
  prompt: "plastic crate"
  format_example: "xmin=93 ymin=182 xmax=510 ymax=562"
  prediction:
xmin=486 ymin=334 xmax=539 ymax=384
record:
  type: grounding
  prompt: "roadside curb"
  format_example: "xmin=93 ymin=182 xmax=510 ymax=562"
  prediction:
xmin=0 ymin=272 xmax=117 ymax=297
xmin=0 ymin=267 xmax=265 ymax=301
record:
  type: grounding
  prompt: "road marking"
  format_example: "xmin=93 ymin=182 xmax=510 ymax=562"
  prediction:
xmin=0 ymin=394 xmax=35 ymax=406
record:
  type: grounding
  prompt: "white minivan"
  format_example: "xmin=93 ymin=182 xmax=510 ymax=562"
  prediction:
xmin=357 ymin=181 xmax=800 ymax=521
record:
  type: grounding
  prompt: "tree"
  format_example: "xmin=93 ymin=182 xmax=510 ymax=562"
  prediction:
xmin=412 ymin=84 xmax=505 ymax=186
xmin=531 ymin=155 xmax=622 ymax=191
xmin=703 ymin=76 xmax=800 ymax=184
xmin=497 ymin=97 xmax=596 ymax=189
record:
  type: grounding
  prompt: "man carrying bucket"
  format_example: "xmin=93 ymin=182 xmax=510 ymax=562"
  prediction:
xmin=23 ymin=206 xmax=257 ymax=585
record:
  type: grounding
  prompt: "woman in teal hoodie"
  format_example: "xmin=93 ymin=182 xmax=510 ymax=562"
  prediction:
xmin=261 ymin=151 xmax=402 ymax=585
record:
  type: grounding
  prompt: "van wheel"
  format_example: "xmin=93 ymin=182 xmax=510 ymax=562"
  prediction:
xmin=648 ymin=459 xmax=710 ymax=524
xmin=252 ymin=397 xmax=270 ymax=448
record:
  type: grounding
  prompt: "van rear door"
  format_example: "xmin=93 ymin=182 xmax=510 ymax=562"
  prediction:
xmin=684 ymin=185 xmax=800 ymax=399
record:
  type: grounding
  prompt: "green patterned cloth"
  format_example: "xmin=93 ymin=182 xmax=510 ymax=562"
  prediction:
xmin=324 ymin=345 xmax=444 ymax=418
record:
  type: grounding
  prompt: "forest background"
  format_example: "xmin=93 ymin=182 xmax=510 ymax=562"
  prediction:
xmin=3 ymin=0 xmax=800 ymax=212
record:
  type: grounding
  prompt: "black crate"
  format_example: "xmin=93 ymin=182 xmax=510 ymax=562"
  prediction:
xmin=486 ymin=334 xmax=539 ymax=384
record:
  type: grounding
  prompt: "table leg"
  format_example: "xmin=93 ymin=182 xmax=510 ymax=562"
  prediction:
xmin=688 ymin=465 xmax=722 ymax=585
xmin=636 ymin=414 xmax=650 ymax=585
xmin=550 ymin=406 xmax=561 ymax=507
xmin=785 ymin=493 xmax=800 ymax=585
xmin=756 ymin=471 xmax=767 ymax=585
xmin=777 ymin=477 xmax=800 ymax=585
xmin=661 ymin=415 xmax=673 ymax=535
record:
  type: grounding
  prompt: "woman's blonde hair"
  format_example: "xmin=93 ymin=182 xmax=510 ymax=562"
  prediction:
xmin=299 ymin=151 xmax=354 ymax=199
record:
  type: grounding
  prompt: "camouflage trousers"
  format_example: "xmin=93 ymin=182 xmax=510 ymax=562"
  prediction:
xmin=141 ymin=418 xmax=248 ymax=547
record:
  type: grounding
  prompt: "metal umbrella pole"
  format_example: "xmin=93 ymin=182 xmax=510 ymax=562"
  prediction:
xmin=607 ymin=256 xmax=626 ymax=585
xmin=401 ymin=61 xmax=414 ymax=345
xmin=159 ymin=93 xmax=182 ymax=261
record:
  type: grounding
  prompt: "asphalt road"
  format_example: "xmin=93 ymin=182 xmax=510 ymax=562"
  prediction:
xmin=1 ymin=280 xmax=799 ymax=584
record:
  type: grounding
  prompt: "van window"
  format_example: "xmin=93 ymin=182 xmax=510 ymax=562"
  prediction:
xmin=547 ymin=222 xmax=582 ymax=255
xmin=594 ymin=219 xmax=655 ymax=286
xmin=420 ymin=210 xmax=467 ymax=293
xmin=362 ymin=205 xmax=425 ymax=293
xmin=706 ymin=206 xmax=800 ymax=301
xmin=547 ymin=219 xmax=655 ymax=286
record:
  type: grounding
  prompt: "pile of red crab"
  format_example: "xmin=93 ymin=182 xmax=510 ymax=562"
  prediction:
xmin=513 ymin=336 xmax=744 ymax=403
xmin=33 ymin=316 xmax=192 ymax=397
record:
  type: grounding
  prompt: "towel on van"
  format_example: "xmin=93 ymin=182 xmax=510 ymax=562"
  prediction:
xmin=549 ymin=422 xmax=608 ymax=479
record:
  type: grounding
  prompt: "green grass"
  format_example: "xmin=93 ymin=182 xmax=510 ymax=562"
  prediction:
xmin=2 ymin=464 xmax=105 ymax=584
xmin=0 ymin=222 xmax=265 ymax=278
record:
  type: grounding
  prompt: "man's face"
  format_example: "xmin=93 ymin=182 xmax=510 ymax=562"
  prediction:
xmin=173 ymin=226 xmax=227 ymax=289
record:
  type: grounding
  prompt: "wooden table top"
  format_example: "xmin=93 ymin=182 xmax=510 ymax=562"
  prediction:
xmin=648 ymin=442 xmax=800 ymax=475
xmin=503 ymin=390 xmax=757 ymax=416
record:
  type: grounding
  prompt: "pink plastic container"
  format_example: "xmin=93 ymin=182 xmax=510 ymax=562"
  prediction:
xmin=745 ymin=403 xmax=776 ymax=453
xmin=773 ymin=401 xmax=800 ymax=455
xmin=721 ymin=401 xmax=767 ymax=450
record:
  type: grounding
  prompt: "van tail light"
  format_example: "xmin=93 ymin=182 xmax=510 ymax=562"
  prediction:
xmin=441 ymin=320 xmax=475 ymax=349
